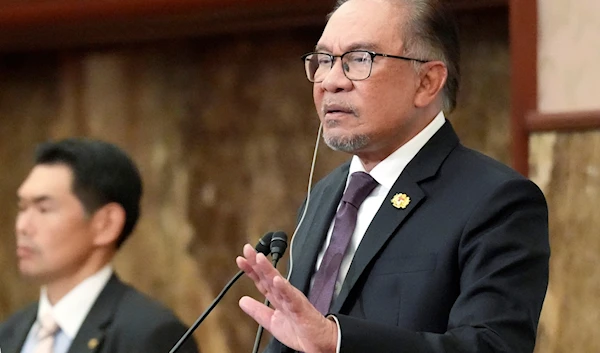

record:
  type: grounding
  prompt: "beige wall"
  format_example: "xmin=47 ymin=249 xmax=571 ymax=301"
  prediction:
xmin=538 ymin=0 xmax=600 ymax=113
xmin=532 ymin=1 xmax=600 ymax=352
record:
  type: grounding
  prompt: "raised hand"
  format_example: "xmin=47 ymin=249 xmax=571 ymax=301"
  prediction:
xmin=236 ymin=244 xmax=338 ymax=353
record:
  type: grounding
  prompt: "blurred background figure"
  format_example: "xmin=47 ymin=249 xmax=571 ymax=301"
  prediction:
xmin=0 ymin=138 xmax=199 ymax=353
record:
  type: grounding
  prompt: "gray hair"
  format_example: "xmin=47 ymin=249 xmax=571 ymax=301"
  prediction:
xmin=330 ymin=0 xmax=460 ymax=112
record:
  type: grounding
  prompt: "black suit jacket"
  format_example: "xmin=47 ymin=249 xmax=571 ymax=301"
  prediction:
xmin=268 ymin=121 xmax=549 ymax=353
xmin=0 ymin=275 xmax=199 ymax=353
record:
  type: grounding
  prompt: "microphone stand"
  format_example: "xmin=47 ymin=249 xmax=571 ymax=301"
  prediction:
xmin=251 ymin=256 xmax=284 ymax=353
xmin=169 ymin=232 xmax=274 ymax=353
xmin=169 ymin=271 xmax=244 ymax=353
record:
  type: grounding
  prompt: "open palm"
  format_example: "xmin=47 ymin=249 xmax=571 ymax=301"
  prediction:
xmin=237 ymin=244 xmax=337 ymax=353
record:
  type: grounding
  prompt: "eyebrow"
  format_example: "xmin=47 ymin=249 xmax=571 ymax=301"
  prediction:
xmin=17 ymin=195 xmax=53 ymax=205
xmin=314 ymin=42 xmax=380 ymax=53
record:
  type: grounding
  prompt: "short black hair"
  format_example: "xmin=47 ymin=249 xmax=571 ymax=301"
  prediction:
xmin=34 ymin=138 xmax=143 ymax=248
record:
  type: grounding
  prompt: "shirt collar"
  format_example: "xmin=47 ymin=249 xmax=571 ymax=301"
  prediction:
xmin=38 ymin=264 xmax=113 ymax=339
xmin=348 ymin=111 xmax=446 ymax=188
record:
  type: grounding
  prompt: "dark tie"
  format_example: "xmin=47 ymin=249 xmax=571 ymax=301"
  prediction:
xmin=308 ymin=171 xmax=379 ymax=315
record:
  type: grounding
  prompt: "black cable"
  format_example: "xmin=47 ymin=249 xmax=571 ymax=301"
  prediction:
xmin=250 ymin=256 xmax=284 ymax=353
xmin=169 ymin=271 xmax=244 ymax=353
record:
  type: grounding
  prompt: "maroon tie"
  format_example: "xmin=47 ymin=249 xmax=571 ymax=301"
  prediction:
xmin=308 ymin=171 xmax=378 ymax=315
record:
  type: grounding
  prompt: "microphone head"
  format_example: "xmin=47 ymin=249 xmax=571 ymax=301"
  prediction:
xmin=255 ymin=232 xmax=274 ymax=255
xmin=270 ymin=231 xmax=288 ymax=260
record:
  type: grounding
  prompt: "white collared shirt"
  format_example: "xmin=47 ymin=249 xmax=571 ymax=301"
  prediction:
xmin=20 ymin=264 xmax=113 ymax=353
xmin=312 ymin=111 xmax=446 ymax=296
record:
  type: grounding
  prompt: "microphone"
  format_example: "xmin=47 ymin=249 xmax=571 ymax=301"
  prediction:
xmin=169 ymin=232 xmax=274 ymax=353
xmin=270 ymin=231 xmax=288 ymax=264
xmin=255 ymin=232 xmax=274 ymax=256
xmin=251 ymin=231 xmax=288 ymax=353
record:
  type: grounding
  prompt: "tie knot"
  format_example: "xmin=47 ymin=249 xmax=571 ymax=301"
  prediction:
xmin=342 ymin=172 xmax=378 ymax=209
xmin=37 ymin=313 xmax=59 ymax=339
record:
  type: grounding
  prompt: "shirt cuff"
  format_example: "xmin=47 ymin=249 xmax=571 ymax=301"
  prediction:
xmin=326 ymin=314 xmax=342 ymax=353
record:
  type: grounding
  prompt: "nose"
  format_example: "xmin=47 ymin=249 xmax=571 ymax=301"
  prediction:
xmin=319 ymin=58 xmax=353 ymax=93
xmin=15 ymin=209 xmax=32 ymax=237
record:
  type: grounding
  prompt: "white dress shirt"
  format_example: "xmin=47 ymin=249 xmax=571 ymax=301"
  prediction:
xmin=20 ymin=265 xmax=113 ymax=353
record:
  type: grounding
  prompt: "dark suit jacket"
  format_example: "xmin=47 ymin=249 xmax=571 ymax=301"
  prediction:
xmin=0 ymin=274 xmax=199 ymax=353
xmin=268 ymin=121 xmax=549 ymax=353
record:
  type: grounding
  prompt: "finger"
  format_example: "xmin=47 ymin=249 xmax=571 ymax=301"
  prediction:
xmin=239 ymin=296 xmax=274 ymax=331
xmin=237 ymin=244 xmax=259 ymax=279
xmin=271 ymin=274 xmax=309 ymax=314
xmin=254 ymin=258 xmax=312 ymax=316
xmin=253 ymin=253 xmax=284 ymax=293
xmin=247 ymin=254 xmax=293 ymax=307
xmin=242 ymin=243 xmax=259 ymax=266
xmin=253 ymin=252 xmax=283 ymax=282
xmin=236 ymin=255 xmax=271 ymax=295
xmin=236 ymin=256 xmax=259 ymax=282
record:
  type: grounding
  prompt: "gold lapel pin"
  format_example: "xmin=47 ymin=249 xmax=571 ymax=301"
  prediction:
xmin=391 ymin=193 xmax=410 ymax=209
xmin=88 ymin=338 xmax=99 ymax=350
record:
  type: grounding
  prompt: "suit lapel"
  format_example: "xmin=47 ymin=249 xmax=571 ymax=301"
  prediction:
xmin=1 ymin=305 xmax=37 ymax=353
xmin=330 ymin=121 xmax=460 ymax=313
xmin=288 ymin=164 xmax=349 ymax=294
xmin=67 ymin=274 xmax=128 ymax=353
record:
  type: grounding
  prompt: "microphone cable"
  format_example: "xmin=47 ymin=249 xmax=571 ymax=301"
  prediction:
xmin=287 ymin=122 xmax=323 ymax=281
xmin=250 ymin=232 xmax=288 ymax=353
xmin=169 ymin=232 xmax=274 ymax=353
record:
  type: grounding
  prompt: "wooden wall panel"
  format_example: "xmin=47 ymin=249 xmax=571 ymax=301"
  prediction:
xmin=0 ymin=53 xmax=62 ymax=316
xmin=532 ymin=131 xmax=600 ymax=353
xmin=450 ymin=9 xmax=510 ymax=164
xmin=529 ymin=0 xmax=600 ymax=352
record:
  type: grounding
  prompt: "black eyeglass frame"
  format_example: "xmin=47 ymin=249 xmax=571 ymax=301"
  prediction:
xmin=301 ymin=50 xmax=430 ymax=83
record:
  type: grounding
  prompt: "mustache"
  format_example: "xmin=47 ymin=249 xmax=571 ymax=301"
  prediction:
xmin=321 ymin=100 xmax=358 ymax=116
xmin=17 ymin=238 xmax=39 ymax=251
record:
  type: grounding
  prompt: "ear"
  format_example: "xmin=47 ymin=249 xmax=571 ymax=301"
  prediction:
xmin=413 ymin=61 xmax=448 ymax=108
xmin=90 ymin=202 xmax=126 ymax=248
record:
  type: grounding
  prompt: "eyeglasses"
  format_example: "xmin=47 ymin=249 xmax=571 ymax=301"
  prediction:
xmin=301 ymin=50 xmax=429 ymax=83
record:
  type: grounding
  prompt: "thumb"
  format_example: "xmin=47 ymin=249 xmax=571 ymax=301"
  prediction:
xmin=239 ymin=296 xmax=274 ymax=330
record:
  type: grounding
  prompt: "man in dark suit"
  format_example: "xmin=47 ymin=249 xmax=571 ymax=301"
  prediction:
xmin=236 ymin=0 xmax=549 ymax=352
xmin=0 ymin=138 xmax=198 ymax=353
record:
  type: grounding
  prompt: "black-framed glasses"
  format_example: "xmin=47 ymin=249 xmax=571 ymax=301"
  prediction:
xmin=301 ymin=50 xmax=429 ymax=83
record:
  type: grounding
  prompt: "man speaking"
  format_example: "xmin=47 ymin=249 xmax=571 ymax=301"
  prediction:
xmin=236 ymin=0 xmax=550 ymax=352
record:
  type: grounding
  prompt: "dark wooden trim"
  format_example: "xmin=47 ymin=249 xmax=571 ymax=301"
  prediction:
xmin=509 ymin=0 xmax=537 ymax=176
xmin=0 ymin=0 xmax=334 ymax=51
xmin=0 ymin=0 xmax=311 ymax=25
xmin=527 ymin=110 xmax=600 ymax=132
xmin=451 ymin=0 xmax=508 ymax=11
xmin=0 ymin=0 xmax=509 ymax=26
xmin=0 ymin=0 xmax=508 ymax=51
